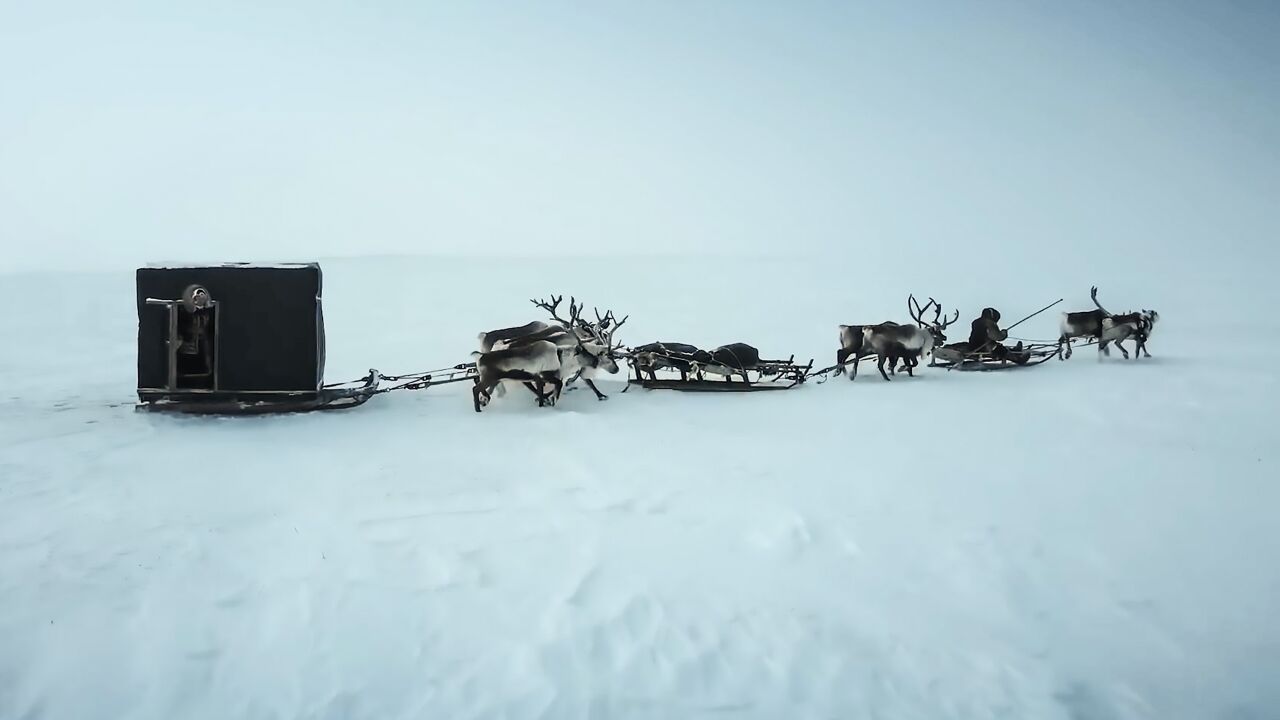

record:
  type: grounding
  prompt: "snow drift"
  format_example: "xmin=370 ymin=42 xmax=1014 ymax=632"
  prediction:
xmin=1 ymin=256 xmax=1277 ymax=720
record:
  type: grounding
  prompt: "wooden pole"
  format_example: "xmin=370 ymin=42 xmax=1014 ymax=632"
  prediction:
xmin=1006 ymin=298 xmax=1063 ymax=332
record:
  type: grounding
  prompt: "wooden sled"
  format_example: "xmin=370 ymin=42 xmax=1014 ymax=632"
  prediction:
xmin=931 ymin=343 xmax=1061 ymax=371
xmin=137 ymin=370 xmax=382 ymax=414
xmin=628 ymin=357 xmax=813 ymax=392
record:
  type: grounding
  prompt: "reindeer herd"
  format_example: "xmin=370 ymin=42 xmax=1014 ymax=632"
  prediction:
xmin=469 ymin=288 xmax=1159 ymax=412
xmin=471 ymin=296 xmax=628 ymax=412
xmin=1059 ymin=287 xmax=1160 ymax=360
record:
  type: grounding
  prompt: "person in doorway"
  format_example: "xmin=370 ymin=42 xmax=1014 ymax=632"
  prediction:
xmin=176 ymin=284 xmax=214 ymax=382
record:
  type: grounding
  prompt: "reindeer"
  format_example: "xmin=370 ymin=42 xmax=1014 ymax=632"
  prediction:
xmin=857 ymin=296 xmax=958 ymax=381
xmin=511 ymin=295 xmax=628 ymax=400
xmin=837 ymin=322 xmax=901 ymax=380
xmin=835 ymin=323 xmax=891 ymax=378
xmin=477 ymin=295 xmax=596 ymax=353
xmin=1059 ymin=286 xmax=1159 ymax=360
xmin=476 ymin=298 xmax=570 ymax=398
xmin=556 ymin=310 xmax=627 ymax=400
xmin=1058 ymin=286 xmax=1107 ymax=359
xmin=478 ymin=294 xmax=625 ymax=400
xmin=895 ymin=295 xmax=959 ymax=374
xmin=471 ymin=341 xmax=564 ymax=413
xmin=478 ymin=320 xmax=554 ymax=353
xmin=493 ymin=323 xmax=578 ymax=351
xmin=1104 ymin=310 xmax=1159 ymax=359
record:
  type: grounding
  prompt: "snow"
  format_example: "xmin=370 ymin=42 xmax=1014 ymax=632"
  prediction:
xmin=1 ymin=256 xmax=1278 ymax=720
xmin=143 ymin=262 xmax=321 ymax=271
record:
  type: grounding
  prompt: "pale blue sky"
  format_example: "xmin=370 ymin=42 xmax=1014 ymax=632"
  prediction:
xmin=1 ymin=1 xmax=1276 ymax=273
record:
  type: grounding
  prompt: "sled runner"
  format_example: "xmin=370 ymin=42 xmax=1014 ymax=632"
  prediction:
xmin=138 ymin=371 xmax=383 ymax=414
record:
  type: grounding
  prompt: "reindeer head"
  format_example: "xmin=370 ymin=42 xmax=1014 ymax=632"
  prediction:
xmin=908 ymin=294 xmax=959 ymax=344
xmin=1140 ymin=309 xmax=1159 ymax=334
xmin=578 ymin=341 xmax=620 ymax=374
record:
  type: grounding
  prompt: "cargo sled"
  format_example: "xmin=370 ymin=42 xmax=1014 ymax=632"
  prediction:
xmin=627 ymin=342 xmax=813 ymax=392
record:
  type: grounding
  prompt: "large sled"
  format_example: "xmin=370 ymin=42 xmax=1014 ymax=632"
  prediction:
xmin=931 ymin=342 xmax=1061 ymax=371
xmin=135 ymin=263 xmax=480 ymax=415
xmin=628 ymin=356 xmax=813 ymax=392
xmin=135 ymin=263 xmax=359 ymax=415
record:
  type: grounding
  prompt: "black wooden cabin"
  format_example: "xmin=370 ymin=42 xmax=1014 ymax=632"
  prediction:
xmin=135 ymin=263 xmax=371 ymax=414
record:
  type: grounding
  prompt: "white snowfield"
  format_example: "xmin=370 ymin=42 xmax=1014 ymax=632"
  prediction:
xmin=1 ymin=256 xmax=1276 ymax=720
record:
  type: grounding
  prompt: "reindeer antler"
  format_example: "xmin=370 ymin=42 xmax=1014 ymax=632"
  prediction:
xmin=531 ymin=294 xmax=573 ymax=326
xmin=908 ymin=294 xmax=924 ymax=325
xmin=589 ymin=306 xmax=629 ymax=350
xmin=908 ymin=294 xmax=939 ymax=327
xmin=927 ymin=298 xmax=959 ymax=330
xmin=567 ymin=296 xmax=588 ymax=329
xmin=605 ymin=313 xmax=629 ymax=350
xmin=1089 ymin=285 xmax=1112 ymax=316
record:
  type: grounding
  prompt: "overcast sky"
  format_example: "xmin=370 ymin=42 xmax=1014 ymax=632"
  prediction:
xmin=1 ymin=1 xmax=1276 ymax=273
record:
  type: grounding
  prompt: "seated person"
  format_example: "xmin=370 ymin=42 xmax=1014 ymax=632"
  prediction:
xmin=968 ymin=308 xmax=1026 ymax=363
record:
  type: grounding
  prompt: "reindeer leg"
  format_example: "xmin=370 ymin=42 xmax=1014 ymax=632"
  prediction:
xmin=849 ymin=353 xmax=860 ymax=381
xmin=835 ymin=348 xmax=850 ymax=376
xmin=877 ymin=354 xmax=892 ymax=381
xmin=520 ymin=381 xmax=548 ymax=405
xmin=1115 ymin=338 xmax=1130 ymax=360
xmin=548 ymin=376 xmax=564 ymax=405
xmin=1059 ymin=336 xmax=1069 ymax=360
xmin=585 ymin=378 xmax=607 ymax=400
xmin=473 ymin=380 xmax=496 ymax=412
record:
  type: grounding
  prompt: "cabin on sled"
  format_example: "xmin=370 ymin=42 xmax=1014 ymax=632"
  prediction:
xmin=135 ymin=263 xmax=376 ymax=414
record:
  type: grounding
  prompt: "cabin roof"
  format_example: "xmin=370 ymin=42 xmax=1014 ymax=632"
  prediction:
xmin=144 ymin=261 xmax=321 ymax=270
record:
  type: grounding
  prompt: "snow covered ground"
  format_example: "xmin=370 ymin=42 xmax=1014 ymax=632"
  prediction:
xmin=1 ymin=256 xmax=1277 ymax=720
